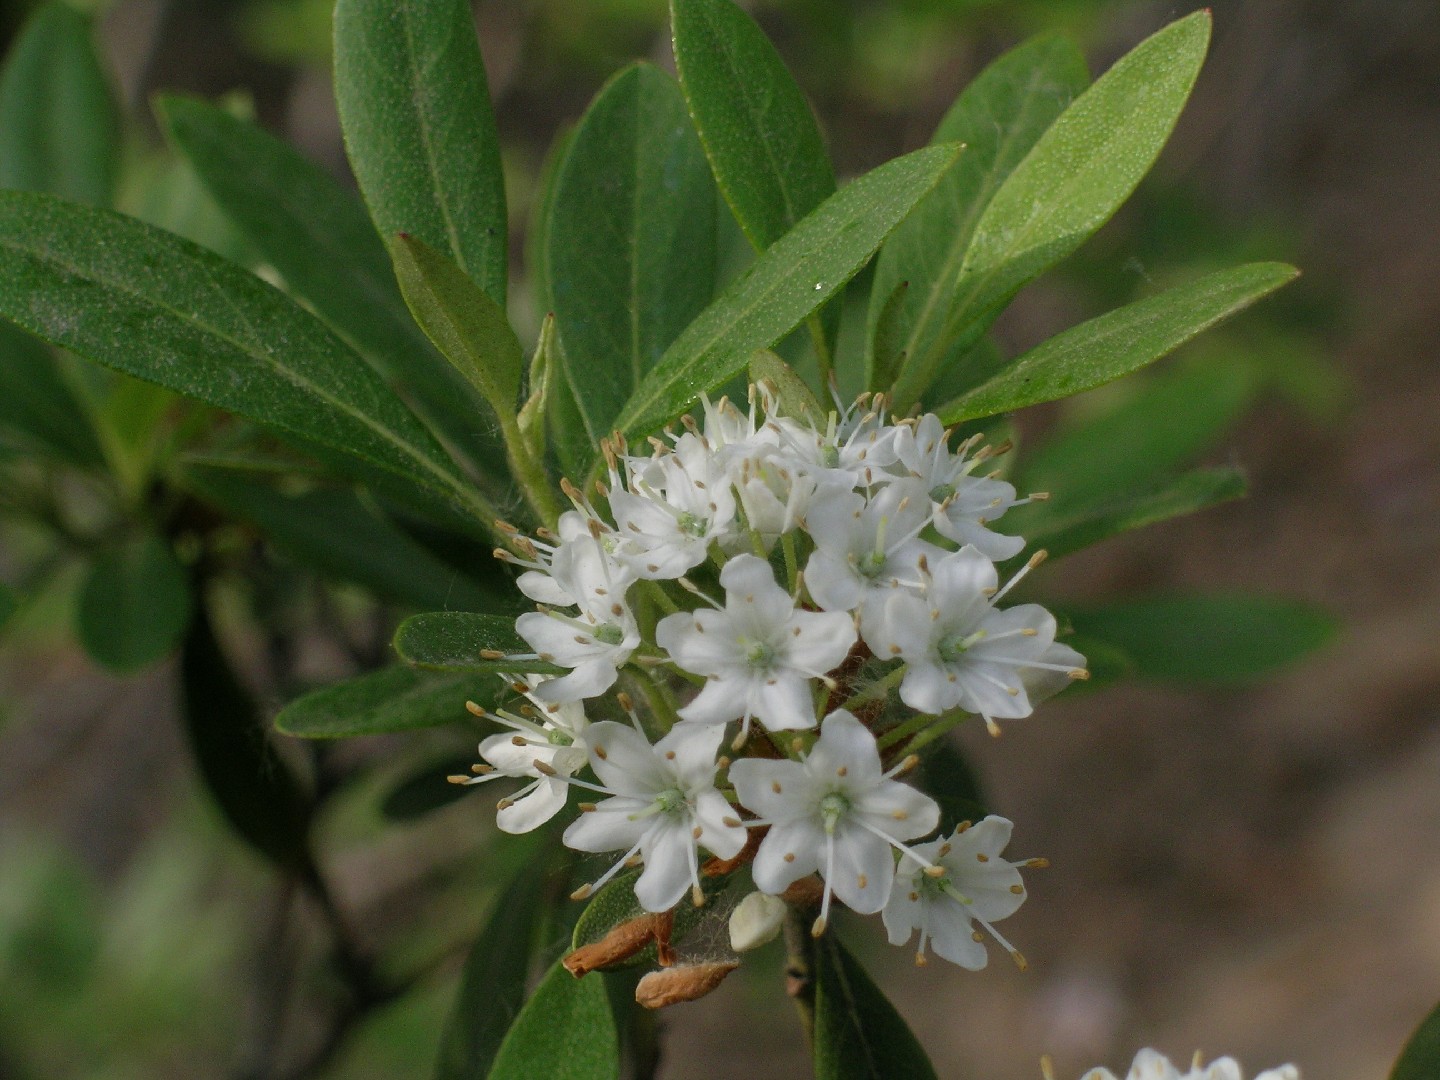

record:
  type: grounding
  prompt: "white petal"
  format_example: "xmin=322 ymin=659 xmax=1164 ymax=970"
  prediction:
xmin=730 ymin=758 xmax=813 ymax=822
xmin=785 ymin=609 xmax=858 ymax=673
xmin=751 ymin=819 xmax=824 ymax=894
xmin=531 ymin=657 xmax=621 ymax=703
xmin=925 ymin=899 xmax=989 ymax=969
xmin=692 ymin=789 xmax=746 ymax=859
xmin=654 ymin=723 xmax=725 ymax=790
xmin=634 ymin=823 xmax=695 ymax=912
xmin=855 ymin=781 xmax=940 ymax=843
xmin=497 ymin=778 xmax=568 ymax=834
xmin=826 ymin=824 xmax=894 ymax=914
xmin=586 ymin=721 xmax=669 ymax=795
xmin=563 ymin=798 xmax=651 ymax=851
xmin=753 ymin=674 xmax=819 ymax=731
xmin=881 ymin=880 xmax=920 ymax=946
xmin=803 ymin=548 xmax=864 ymax=613
xmin=516 ymin=570 xmax=575 ymax=606
xmin=929 ymin=546 xmax=998 ymax=605
xmin=806 ymin=711 xmax=883 ymax=789
xmin=897 ymin=660 xmax=965 ymax=715
xmin=677 ymin=676 xmax=747 ymax=726
xmin=720 ymin=554 xmax=794 ymax=629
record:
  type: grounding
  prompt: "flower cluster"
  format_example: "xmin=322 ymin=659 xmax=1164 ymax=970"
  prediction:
xmin=457 ymin=386 xmax=1088 ymax=972
xmin=1070 ymin=1050 xmax=1300 ymax=1080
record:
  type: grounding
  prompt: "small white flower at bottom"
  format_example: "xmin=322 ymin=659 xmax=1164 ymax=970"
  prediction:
xmin=882 ymin=815 xmax=1030 ymax=969
xmin=563 ymin=721 xmax=746 ymax=912
xmin=729 ymin=710 xmax=940 ymax=934
xmin=1073 ymin=1049 xmax=1300 ymax=1080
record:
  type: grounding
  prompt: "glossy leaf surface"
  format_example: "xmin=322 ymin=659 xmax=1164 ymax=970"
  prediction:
xmin=486 ymin=959 xmax=619 ymax=1080
xmin=545 ymin=63 xmax=716 ymax=451
xmin=870 ymin=33 xmax=1087 ymax=393
xmin=274 ymin=666 xmax=502 ymax=739
xmin=394 ymin=612 xmax=557 ymax=673
xmin=613 ymin=144 xmax=958 ymax=441
xmin=0 ymin=193 xmax=475 ymax=510
xmin=813 ymin=932 xmax=937 ymax=1080
xmin=894 ymin=12 xmax=1213 ymax=408
xmin=334 ymin=0 xmax=507 ymax=303
xmin=937 ymin=263 xmax=1297 ymax=424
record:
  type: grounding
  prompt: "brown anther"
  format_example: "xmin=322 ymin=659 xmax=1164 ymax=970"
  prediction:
xmin=470 ymin=764 xmax=492 ymax=774
xmin=616 ymin=692 xmax=634 ymax=712
xmin=1009 ymin=884 xmax=1025 ymax=895
xmin=634 ymin=962 xmax=738 ymax=1009
xmin=533 ymin=759 xmax=559 ymax=777
xmin=1026 ymin=858 xmax=1050 ymax=869
xmin=495 ymin=520 xmax=520 ymax=535
xmin=465 ymin=700 xmax=487 ymax=717
xmin=976 ymin=853 xmax=990 ymax=862
xmin=479 ymin=648 xmax=506 ymax=660
xmin=446 ymin=774 xmax=470 ymax=784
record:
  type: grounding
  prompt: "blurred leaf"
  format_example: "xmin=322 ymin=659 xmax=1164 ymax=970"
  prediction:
xmin=274 ymin=666 xmax=503 ymax=739
xmin=614 ymin=144 xmax=958 ymax=441
xmin=486 ymin=958 xmax=619 ymax=1080
xmin=0 ymin=580 xmax=15 ymax=631
xmin=1392 ymin=1000 xmax=1440 ymax=1080
xmin=390 ymin=234 xmax=523 ymax=417
xmin=750 ymin=350 xmax=823 ymax=424
xmin=158 ymin=96 xmax=499 ymax=467
xmin=545 ymin=63 xmax=716 ymax=457
xmin=0 ymin=193 xmax=479 ymax=513
xmin=182 ymin=601 xmax=312 ymax=870
xmin=871 ymin=33 xmax=1087 ymax=395
xmin=813 ymin=932 xmax=937 ymax=1080
xmin=894 ymin=12 xmax=1212 ymax=410
xmin=1018 ymin=466 xmax=1247 ymax=562
xmin=0 ymin=3 xmax=118 ymax=207
xmin=381 ymin=753 xmax=476 ymax=821
xmin=915 ymin=739 xmax=988 ymax=832
xmin=120 ymin=150 xmax=261 ymax=265
xmin=334 ymin=0 xmax=507 ymax=305
xmin=1017 ymin=360 xmax=1258 ymax=505
xmin=1061 ymin=634 xmax=1133 ymax=693
xmin=0 ymin=320 xmax=103 ymax=465
xmin=1061 ymin=594 xmax=1338 ymax=685
xmin=77 ymin=533 xmax=192 ymax=672
xmin=937 ymin=263 xmax=1297 ymax=424
xmin=185 ymin=467 xmax=507 ymax=611
xmin=393 ymin=612 xmax=561 ymax=674
xmin=671 ymin=0 xmax=835 ymax=251
xmin=435 ymin=857 xmax=557 ymax=1080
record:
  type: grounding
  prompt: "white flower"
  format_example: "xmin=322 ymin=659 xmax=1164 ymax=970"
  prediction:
xmin=771 ymin=392 xmax=900 ymax=489
xmin=802 ymin=480 xmax=945 ymax=614
xmin=511 ymin=509 xmax=637 ymax=612
xmin=656 ymin=555 xmax=856 ymax=735
xmin=515 ymin=605 xmax=640 ymax=704
xmin=882 ymin=816 xmax=1028 ymax=969
xmin=729 ymin=710 xmax=940 ymax=933
xmin=1077 ymin=1050 xmax=1299 ymax=1080
xmin=892 ymin=413 xmax=1026 ymax=560
xmin=609 ymin=433 xmax=739 ymax=580
xmin=863 ymin=547 xmax=1085 ymax=731
xmin=563 ymin=721 xmax=746 ymax=912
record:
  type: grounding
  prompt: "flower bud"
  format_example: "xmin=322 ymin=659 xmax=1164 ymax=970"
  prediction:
xmin=728 ymin=891 xmax=787 ymax=952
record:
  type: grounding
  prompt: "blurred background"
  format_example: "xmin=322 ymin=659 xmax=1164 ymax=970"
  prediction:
xmin=0 ymin=0 xmax=1436 ymax=1078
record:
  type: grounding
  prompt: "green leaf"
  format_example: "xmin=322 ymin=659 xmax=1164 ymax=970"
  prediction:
xmin=184 ymin=467 xmax=507 ymax=612
xmin=0 ymin=192 xmax=480 ymax=514
xmin=381 ymin=753 xmax=476 ymax=821
xmin=435 ymin=856 xmax=557 ymax=1080
xmin=937 ymin=263 xmax=1298 ymax=424
xmin=1017 ymin=360 xmax=1258 ymax=506
xmin=813 ymin=932 xmax=937 ymax=1080
xmin=0 ymin=320 xmax=103 ymax=465
xmin=393 ymin=612 xmax=560 ymax=674
xmin=334 ymin=0 xmax=507 ymax=305
xmin=671 ymin=0 xmax=835 ymax=250
xmin=871 ymin=33 xmax=1088 ymax=395
xmin=893 ymin=12 xmax=1213 ymax=409
xmin=390 ymin=234 xmax=523 ymax=417
xmin=544 ymin=63 xmax=717 ymax=454
xmin=1061 ymin=594 xmax=1338 ymax=685
xmin=182 ymin=600 xmax=313 ymax=871
xmin=1392 ymin=999 xmax=1440 ymax=1080
xmin=749 ymin=349 xmax=824 ymax=424
xmin=486 ymin=959 xmax=619 ymax=1080
xmin=0 ymin=3 xmax=118 ymax=207
xmin=613 ymin=144 xmax=959 ymax=442
xmin=1017 ymin=466 xmax=1247 ymax=562
xmin=157 ymin=96 xmax=499 ymax=467
xmin=76 ymin=533 xmax=192 ymax=672
xmin=274 ymin=666 xmax=502 ymax=739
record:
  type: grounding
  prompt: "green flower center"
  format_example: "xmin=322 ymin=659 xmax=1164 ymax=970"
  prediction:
xmin=929 ymin=482 xmax=956 ymax=504
xmin=594 ymin=623 xmax=626 ymax=646
xmin=857 ymin=549 xmax=887 ymax=579
xmin=820 ymin=445 xmax=841 ymax=469
xmin=745 ymin=640 xmax=776 ymax=669
xmin=819 ymin=791 xmax=850 ymax=833
xmin=654 ymin=787 xmax=688 ymax=815
xmin=677 ymin=511 xmax=708 ymax=538
xmin=938 ymin=629 xmax=983 ymax=662
xmin=547 ymin=729 xmax=574 ymax=747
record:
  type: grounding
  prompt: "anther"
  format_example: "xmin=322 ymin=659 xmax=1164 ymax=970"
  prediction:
xmin=480 ymin=648 xmax=506 ymax=660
